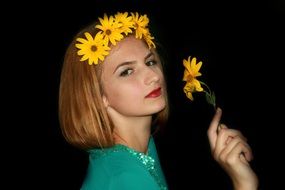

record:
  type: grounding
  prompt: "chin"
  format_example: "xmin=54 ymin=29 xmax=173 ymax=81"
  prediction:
xmin=152 ymin=101 xmax=166 ymax=113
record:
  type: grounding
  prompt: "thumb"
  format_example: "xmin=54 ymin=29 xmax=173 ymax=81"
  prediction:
xmin=207 ymin=107 xmax=222 ymax=150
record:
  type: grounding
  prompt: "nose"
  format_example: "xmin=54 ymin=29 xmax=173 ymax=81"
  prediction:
xmin=144 ymin=67 xmax=160 ymax=85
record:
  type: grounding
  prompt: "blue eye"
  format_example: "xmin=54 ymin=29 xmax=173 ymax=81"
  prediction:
xmin=120 ymin=68 xmax=133 ymax=77
xmin=146 ymin=60 xmax=157 ymax=66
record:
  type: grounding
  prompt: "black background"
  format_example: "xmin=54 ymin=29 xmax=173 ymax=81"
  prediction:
xmin=7 ymin=0 xmax=284 ymax=189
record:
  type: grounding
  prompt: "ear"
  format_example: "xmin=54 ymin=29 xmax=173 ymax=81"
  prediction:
xmin=102 ymin=95 xmax=109 ymax=108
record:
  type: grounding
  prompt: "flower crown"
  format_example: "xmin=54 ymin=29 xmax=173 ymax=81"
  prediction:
xmin=75 ymin=12 xmax=156 ymax=65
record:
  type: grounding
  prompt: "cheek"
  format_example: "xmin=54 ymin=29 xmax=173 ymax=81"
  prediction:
xmin=106 ymin=82 xmax=143 ymax=106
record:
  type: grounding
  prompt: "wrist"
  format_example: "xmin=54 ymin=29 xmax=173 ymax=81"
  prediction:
xmin=233 ymin=179 xmax=259 ymax=190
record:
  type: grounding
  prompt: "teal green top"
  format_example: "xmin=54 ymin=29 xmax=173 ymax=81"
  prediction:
xmin=81 ymin=137 xmax=168 ymax=190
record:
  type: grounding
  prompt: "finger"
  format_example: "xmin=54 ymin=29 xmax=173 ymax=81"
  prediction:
xmin=215 ymin=128 xmax=247 ymax=156
xmin=219 ymin=136 xmax=251 ymax=162
xmin=241 ymin=145 xmax=253 ymax=162
xmin=227 ymin=141 xmax=253 ymax=165
xmin=218 ymin=128 xmax=247 ymax=146
xmin=217 ymin=123 xmax=227 ymax=134
xmin=208 ymin=107 xmax=222 ymax=150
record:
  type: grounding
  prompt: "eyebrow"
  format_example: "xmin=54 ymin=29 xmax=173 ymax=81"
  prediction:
xmin=113 ymin=52 xmax=154 ymax=74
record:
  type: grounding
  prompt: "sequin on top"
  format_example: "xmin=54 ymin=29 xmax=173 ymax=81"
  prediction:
xmin=91 ymin=144 xmax=168 ymax=190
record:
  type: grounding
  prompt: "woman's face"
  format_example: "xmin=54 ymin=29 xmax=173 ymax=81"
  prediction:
xmin=101 ymin=36 xmax=166 ymax=117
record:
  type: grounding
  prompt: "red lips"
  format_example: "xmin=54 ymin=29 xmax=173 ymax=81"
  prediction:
xmin=145 ymin=87 xmax=161 ymax=98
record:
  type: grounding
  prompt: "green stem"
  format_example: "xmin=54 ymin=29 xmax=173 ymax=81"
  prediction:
xmin=200 ymin=81 xmax=211 ymax=93
xmin=200 ymin=81 xmax=216 ymax=110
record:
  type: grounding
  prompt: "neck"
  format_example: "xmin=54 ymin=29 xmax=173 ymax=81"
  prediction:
xmin=113 ymin=116 xmax=152 ymax=154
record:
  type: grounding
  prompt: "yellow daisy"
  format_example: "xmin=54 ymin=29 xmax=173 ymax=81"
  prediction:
xmin=182 ymin=56 xmax=216 ymax=108
xmin=131 ymin=12 xmax=149 ymax=39
xmin=183 ymin=82 xmax=196 ymax=100
xmin=143 ymin=29 xmax=156 ymax=49
xmin=114 ymin=12 xmax=134 ymax=35
xmin=182 ymin=56 xmax=203 ymax=100
xmin=95 ymin=13 xmax=124 ymax=46
xmin=75 ymin=32 xmax=110 ymax=65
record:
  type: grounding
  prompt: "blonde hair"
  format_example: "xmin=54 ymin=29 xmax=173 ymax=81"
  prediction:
xmin=58 ymin=20 xmax=169 ymax=150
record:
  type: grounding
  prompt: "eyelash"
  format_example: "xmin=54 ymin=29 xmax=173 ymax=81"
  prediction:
xmin=120 ymin=68 xmax=133 ymax=77
xmin=119 ymin=60 xmax=158 ymax=77
xmin=146 ymin=60 xmax=157 ymax=66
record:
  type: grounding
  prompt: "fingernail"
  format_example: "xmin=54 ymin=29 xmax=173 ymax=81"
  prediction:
xmin=217 ymin=124 xmax=224 ymax=133
xmin=216 ymin=107 xmax=221 ymax=112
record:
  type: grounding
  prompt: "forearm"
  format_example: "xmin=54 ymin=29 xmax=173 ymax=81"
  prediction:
xmin=232 ymin=175 xmax=259 ymax=190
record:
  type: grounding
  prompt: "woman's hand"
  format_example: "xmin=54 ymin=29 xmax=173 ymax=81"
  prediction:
xmin=207 ymin=108 xmax=259 ymax=190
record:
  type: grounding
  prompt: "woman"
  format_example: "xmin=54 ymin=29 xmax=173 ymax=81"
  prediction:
xmin=58 ymin=12 xmax=258 ymax=189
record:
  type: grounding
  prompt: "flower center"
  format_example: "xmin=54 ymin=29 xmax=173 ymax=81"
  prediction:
xmin=91 ymin=45 xmax=97 ymax=52
xmin=106 ymin=29 xmax=111 ymax=35
xmin=187 ymin=75 xmax=194 ymax=82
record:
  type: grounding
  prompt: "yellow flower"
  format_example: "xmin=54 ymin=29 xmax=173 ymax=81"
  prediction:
xmin=182 ymin=56 xmax=203 ymax=100
xmin=114 ymin=12 xmax=134 ymax=35
xmin=143 ymin=28 xmax=156 ymax=49
xmin=183 ymin=82 xmax=196 ymax=100
xmin=182 ymin=56 xmax=216 ymax=108
xmin=131 ymin=12 xmax=149 ymax=39
xmin=76 ymin=32 xmax=110 ymax=65
xmin=95 ymin=14 xmax=124 ymax=46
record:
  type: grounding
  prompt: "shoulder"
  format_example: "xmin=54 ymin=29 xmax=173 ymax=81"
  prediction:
xmin=109 ymin=169 xmax=161 ymax=190
xmin=81 ymin=148 xmax=159 ymax=190
xmin=88 ymin=148 xmax=143 ymax=172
